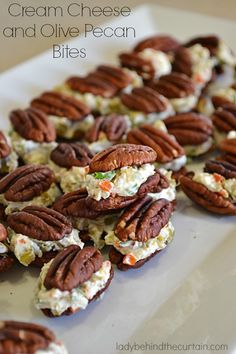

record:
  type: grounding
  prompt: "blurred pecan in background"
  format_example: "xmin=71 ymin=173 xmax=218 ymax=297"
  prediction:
xmin=51 ymin=143 xmax=93 ymax=168
xmin=10 ymin=107 xmax=56 ymax=142
xmin=31 ymin=91 xmax=91 ymax=121
xmin=86 ymin=114 xmax=128 ymax=143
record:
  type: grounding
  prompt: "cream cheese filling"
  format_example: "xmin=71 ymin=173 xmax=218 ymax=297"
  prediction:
xmin=217 ymin=41 xmax=236 ymax=66
xmin=8 ymin=228 xmax=84 ymax=266
xmin=138 ymin=48 xmax=172 ymax=79
xmin=184 ymin=136 xmax=213 ymax=156
xmin=213 ymin=87 xmax=236 ymax=105
xmin=35 ymin=259 xmax=111 ymax=316
xmin=49 ymin=114 xmax=94 ymax=139
xmin=170 ymin=94 xmax=198 ymax=113
xmin=35 ymin=342 xmax=68 ymax=354
xmin=10 ymin=131 xmax=56 ymax=164
xmin=227 ymin=130 xmax=236 ymax=139
xmin=86 ymin=163 xmax=155 ymax=201
xmin=74 ymin=214 xmax=118 ymax=249
xmin=0 ymin=242 xmax=8 ymax=255
xmin=105 ymin=221 xmax=174 ymax=265
xmin=193 ymin=172 xmax=236 ymax=201
xmin=188 ymin=44 xmax=214 ymax=87
xmin=159 ymin=154 xmax=187 ymax=172
xmin=0 ymin=183 xmax=61 ymax=215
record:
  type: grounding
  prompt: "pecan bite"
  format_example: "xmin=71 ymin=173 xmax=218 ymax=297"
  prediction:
xmin=172 ymin=47 xmax=193 ymax=77
xmin=164 ymin=112 xmax=213 ymax=146
xmin=7 ymin=206 xmax=72 ymax=241
xmin=31 ymin=91 xmax=91 ymax=121
xmin=211 ymin=105 xmax=236 ymax=133
xmin=67 ymin=65 xmax=133 ymax=98
xmin=0 ymin=320 xmax=66 ymax=354
xmin=180 ymin=175 xmax=236 ymax=215
xmin=53 ymin=188 xmax=102 ymax=219
xmin=0 ymin=131 xmax=11 ymax=159
xmin=119 ymin=52 xmax=156 ymax=80
xmin=121 ymin=87 xmax=169 ymax=114
xmin=127 ymin=123 xmax=185 ymax=164
xmin=115 ymin=196 xmax=173 ymax=242
xmin=85 ymin=114 xmax=128 ymax=143
xmin=50 ymin=142 xmax=93 ymax=168
xmin=147 ymin=72 xmax=196 ymax=99
xmin=10 ymin=107 xmax=56 ymax=142
xmin=134 ymin=35 xmax=180 ymax=53
xmin=89 ymin=144 xmax=157 ymax=172
xmin=0 ymin=165 xmax=55 ymax=202
xmin=35 ymin=245 xmax=113 ymax=317
xmin=204 ymin=160 xmax=236 ymax=180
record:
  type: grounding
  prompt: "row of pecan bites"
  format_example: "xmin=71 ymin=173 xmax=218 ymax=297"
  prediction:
xmin=180 ymin=160 xmax=236 ymax=215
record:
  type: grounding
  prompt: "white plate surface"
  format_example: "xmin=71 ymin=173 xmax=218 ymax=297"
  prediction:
xmin=0 ymin=4 xmax=236 ymax=354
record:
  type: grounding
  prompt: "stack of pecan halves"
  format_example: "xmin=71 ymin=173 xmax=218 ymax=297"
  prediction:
xmin=0 ymin=32 xmax=235 ymax=346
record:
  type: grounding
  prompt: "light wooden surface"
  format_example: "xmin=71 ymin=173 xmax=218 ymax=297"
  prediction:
xmin=0 ymin=0 xmax=235 ymax=72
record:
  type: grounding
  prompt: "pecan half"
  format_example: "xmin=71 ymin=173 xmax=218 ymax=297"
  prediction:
xmin=7 ymin=206 xmax=72 ymax=241
xmin=0 ymin=223 xmax=7 ymax=242
xmin=134 ymin=35 xmax=180 ymax=53
xmin=53 ymin=188 xmax=102 ymax=219
xmin=31 ymin=91 xmax=91 ymax=121
xmin=121 ymin=87 xmax=169 ymax=113
xmin=44 ymin=245 xmax=103 ymax=291
xmin=220 ymin=138 xmax=236 ymax=159
xmin=89 ymin=144 xmax=157 ymax=172
xmin=51 ymin=143 xmax=93 ymax=168
xmin=147 ymin=73 xmax=196 ymax=99
xmin=127 ymin=124 xmax=185 ymax=163
xmin=115 ymin=196 xmax=172 ymax=242
xmin=211 ymin=105 xmax=236 ymax=133
xmin=180 ymin=175 xmax=236 ymax=215
xmin=0 ymin=320 xmax=56 ymax=354
xmin=204 ymin=160 xmax=236 ymax=179
xmin=216 ymin=154 xmax=236 ymax=166
xmin=0 ymin=132 xmax=11 ymax=159
xmin=119 ymin=52 xmax=155 ymax=80
xmin=164 ymin=112 xmax=213 ymax=145
xmin=0 ymin=165 xmax=55 ymax=202
xmin=67 ymin=65 xmax=132 ymax=98
xmin=211 ymin=96 xmax=233 ymax=109
xmin=137 ymin=170 xmax=169 ymax=196
xmin=10 ymin=107 xmax=56 ymax=142
xmin=86 ymin=114 xmax=128 ymax=143
xmin=172 ymin=47 xmax=193 ymax=77
xmin=185 ymin=35 xmax=219 ymax=56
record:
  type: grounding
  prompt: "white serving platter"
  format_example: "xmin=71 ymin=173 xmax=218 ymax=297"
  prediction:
xmin=0 ymin=4 xmax=236 ymax=354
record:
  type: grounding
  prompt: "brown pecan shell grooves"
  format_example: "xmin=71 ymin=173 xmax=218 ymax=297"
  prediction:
xmin=211 ymin=105 xmax=236 ymax=133
xmin=134 ymin=35 xmax=180 ymax=53
xmin=147 ymin=73 xmax=196 ymax=99
xmin=115 ymin=196 xmax=173 ymax=242
xmin=51 ymin=143 xmax=93 ymax=168
xmin=31 ymin=91 xmax=91 ymax=121
xmin=127 ymin=124 xmax=185 ymax=163
xmin=67 ymin=65 xmax=132 ymax=98
xmin=220 ymin=138 xmax=236 ymax=158
xmin=53 ymin=188 xmax=102 ymax=219
xmin=0 ymin=320 xmax=55 ymax=354
xmin=180 ymin=175 xmax=236 ymax=215
xmin=0 ymin=132 xmax=11 ymax=159
xmin=86 ymin=114 xmax=128 ymax=143
xmin=164 ymin=112 xmax=213 ymax=145
xmin=44 ymin=245 xmax=103 ymax=291
xmin=89 ymin=144 xmax=157 ymax=172
xmin=7 ymin=206 xmax=72 ymax=241
xmin=172 ymin=47 xmax=193 ymax=77
xmin=0 ymin=165 xmax=55 ymax=202
xmin=10 ymin=107 xmax=56 ymax=142
xmin=121 ymin=87 xmax=169 ymax=114
xmin=204 ymin=160 xmax=236 ymax=179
